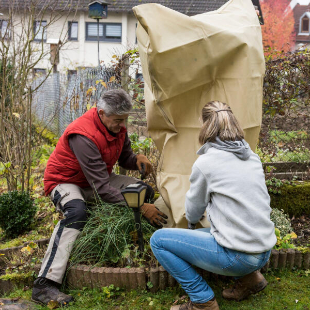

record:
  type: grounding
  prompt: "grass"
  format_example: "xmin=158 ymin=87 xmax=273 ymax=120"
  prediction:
xmin=4 ymin=269 xmax=310 ymax=309
xmin=69 ymin=202 xmax=156 ymax=268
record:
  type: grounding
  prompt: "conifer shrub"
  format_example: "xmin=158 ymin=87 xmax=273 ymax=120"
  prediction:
xmin=0 ymin=191 xmax=37 ymax=238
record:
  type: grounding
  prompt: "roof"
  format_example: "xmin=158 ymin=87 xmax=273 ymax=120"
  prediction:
xmin=0 ymin=0 xmax=263 ymax=17
xmin=290 ymin=0 xmax=310 ymax=10
xmin=106 ymin=0 xmax=229 ymax=15
xmin=0 ymin=0 xmax=229 ymax=16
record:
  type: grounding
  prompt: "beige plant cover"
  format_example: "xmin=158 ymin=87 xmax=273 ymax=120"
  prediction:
xmin=133 ymin=0 xmax=265 ymax=228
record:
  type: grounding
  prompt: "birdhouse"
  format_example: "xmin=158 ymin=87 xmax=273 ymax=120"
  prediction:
xmin=88 ymin=1 xmax=109 ymax=19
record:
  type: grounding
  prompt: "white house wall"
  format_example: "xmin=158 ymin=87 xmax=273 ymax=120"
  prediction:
xmin=1 ymin=10 xmax=139 ymax=73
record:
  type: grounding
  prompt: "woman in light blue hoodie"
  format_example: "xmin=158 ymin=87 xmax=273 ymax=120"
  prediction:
xmin=151 ymin=101 xmax=277 ymax=310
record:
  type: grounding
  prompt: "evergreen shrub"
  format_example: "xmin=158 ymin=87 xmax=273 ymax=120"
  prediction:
xmin=0 ymin=191 xmax=37 ymax=238
xmin=270 ymin=181 xmax=310 ymax=216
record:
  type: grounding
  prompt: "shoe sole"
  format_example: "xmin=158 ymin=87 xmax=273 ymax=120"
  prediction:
xmin=223 ymin=280 xmax=268 ymax=302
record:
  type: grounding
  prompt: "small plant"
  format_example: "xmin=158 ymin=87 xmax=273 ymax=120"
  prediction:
xmin=0 ymin=191 xmax=37 ymax=238
xmin=274 ymin=228 xmax=297 ymax=250
xmin=102 ymin=284 xmax=122 ymax=299
xmin=266 ymin=178 xmax=292 ymax=194
xmin=270 ymin=208 xmax=293 ymax=238
xmin=129 ymin=133 xmax=152 ymax=155
xmin=269 ymin=130 xmax=308 ymax=145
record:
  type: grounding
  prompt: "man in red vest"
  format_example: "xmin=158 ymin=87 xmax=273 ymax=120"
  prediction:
xmin=32 ymin=89 xmax=167 ymax=306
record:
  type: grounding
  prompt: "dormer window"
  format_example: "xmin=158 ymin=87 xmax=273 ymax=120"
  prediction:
xmin=302 ymin=16 xmax=309 ymax=33
xmin=300 ymin=12 xmax=310 ymax=34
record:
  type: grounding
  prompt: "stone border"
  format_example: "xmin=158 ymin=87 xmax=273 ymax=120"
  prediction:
xmin=1 ymin=243 xmax=310 ymax=294
xmin=261 ymin=249 xmax=310 ymax=272
xmin=63 ymin=249 xmax=310 ymax=292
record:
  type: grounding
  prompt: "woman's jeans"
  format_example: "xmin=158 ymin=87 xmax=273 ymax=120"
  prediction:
xmin=150 ymin=228 xmax=271 ymax=304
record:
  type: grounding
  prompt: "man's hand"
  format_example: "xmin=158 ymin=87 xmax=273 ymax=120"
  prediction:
xmin=136 ymin=154 xmax=152 ymax=177
xmin=141 ymin=203 xmax=168 ymax=228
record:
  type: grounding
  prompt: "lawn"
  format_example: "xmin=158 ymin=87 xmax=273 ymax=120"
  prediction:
xmin=5 ymin=269 xmax=310 ymax=309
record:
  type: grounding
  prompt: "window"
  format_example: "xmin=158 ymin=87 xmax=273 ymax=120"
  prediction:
xmin=68 ymin=70 xmax=77 ymax=82
xmin=301 ymin=16 xmax=309 ymax=33
xmin=85 ymin=22 xmax=122 ymax=42
xmin=135 ymin=23 xmax=137 ymax=44
xmin=0 ymin=20 xmax=10 ymax=39
xmin=136 ymin=73 xmax=144 ymax=83
xmin=68 ymin=22 xmax=78 ymax=41
xmin=33 ymin=68 xmax=46 ymax=77
xmin=34 ymin=21 xmax=47 ymax=42
xmin=136 ymin=72 xmax=144 ymax=89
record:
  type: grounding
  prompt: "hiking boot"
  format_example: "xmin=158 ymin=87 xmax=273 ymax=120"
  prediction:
xmin=222 ymin=270 xmax=268 ymax=301
xmin=32 ymin=277 xmax=74 ymax=307
xmin=170 ymin=298 xmax=219 ymax=310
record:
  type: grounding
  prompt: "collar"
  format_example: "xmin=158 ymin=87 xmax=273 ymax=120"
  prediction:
xmin=94 ymin=108 xmax=126 ymax=142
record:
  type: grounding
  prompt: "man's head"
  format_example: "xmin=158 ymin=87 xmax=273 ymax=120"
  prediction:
xmin=97 ymin=89 xmax=132 ymax=134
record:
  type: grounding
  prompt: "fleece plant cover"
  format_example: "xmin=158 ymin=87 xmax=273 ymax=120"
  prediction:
xmin=133 ymin=0 xmax=265 ymax=228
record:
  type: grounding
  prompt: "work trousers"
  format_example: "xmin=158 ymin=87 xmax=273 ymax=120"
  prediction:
xmin=39 ymin=173 xmax=152 ymax=284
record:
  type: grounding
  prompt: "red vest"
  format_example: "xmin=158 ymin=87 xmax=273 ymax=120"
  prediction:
xmin=44 ymin=108 xmax=126 ymax=195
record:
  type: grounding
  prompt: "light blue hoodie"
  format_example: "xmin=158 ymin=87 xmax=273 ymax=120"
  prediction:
xmin=185 ymin=137 xmax=277 ymax=253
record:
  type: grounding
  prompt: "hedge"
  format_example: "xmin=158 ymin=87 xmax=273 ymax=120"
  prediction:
xmin=270 ymin=181 xmax=310 ymax=216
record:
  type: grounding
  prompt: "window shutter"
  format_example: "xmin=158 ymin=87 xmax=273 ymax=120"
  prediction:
xmin=88 ymin=23 xmax=103 ymax=37
xmin=106 ymin=24 xmax=121 ymax=38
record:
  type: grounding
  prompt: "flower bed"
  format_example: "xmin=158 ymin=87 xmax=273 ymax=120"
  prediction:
xmin=1 ymin=246 xmax=310 ymax=295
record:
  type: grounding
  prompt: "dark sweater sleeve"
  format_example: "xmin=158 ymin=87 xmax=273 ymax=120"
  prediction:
xmin=68 ymin=134 xmax=124 ymax=204
xmin=118 ymin=133 xmax=138 ymax=170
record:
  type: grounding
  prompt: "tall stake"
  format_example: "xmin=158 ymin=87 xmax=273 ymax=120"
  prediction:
xmin=97 ymin=18 xmax=100 ymax=66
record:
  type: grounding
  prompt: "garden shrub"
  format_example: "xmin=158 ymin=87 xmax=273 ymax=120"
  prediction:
xmin=0 ymin=191 xmax=37 ymax=238
xmin=270 ymin=208 xmax=292 ymax=238
xmin=270 ymin=181 xmax=310 ymax=217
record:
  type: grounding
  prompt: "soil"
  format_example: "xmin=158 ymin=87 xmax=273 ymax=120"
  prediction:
xmin=291 ymin=214 xmax=310 ymax=247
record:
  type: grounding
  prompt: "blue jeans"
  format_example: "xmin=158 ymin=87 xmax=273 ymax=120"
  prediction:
xmin=150 ymin=228 xmax=271 ymax=303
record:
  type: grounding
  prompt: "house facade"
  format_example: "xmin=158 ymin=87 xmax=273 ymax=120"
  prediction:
xmin=0 ymin=0 xmax=261 ymax=74
xmin=290 ymin=0 xmax=310 ymax=49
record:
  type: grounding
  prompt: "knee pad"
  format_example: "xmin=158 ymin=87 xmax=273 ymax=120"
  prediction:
xmin=62 ymin=199 xmax=88 ymax=231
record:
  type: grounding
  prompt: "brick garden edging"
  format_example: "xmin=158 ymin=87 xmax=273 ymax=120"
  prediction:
xmin=1 ymin=242 xmax=310 ymax=294
xmin=63 ymin=249 xmax=310 ymax=292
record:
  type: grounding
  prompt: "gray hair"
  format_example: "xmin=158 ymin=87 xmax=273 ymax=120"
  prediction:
xmin=97 ymin=89 xmax=132 ymax=116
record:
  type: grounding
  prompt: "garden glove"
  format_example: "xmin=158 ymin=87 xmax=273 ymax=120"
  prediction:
xmin=136 ymin=154 xmax=152 ymax=177
xmin=141 ymin=203 xmax=168 ymax=228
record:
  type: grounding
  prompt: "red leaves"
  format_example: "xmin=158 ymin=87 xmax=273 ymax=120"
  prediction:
xmin=261 ymin=0 xmax=295 ymax=57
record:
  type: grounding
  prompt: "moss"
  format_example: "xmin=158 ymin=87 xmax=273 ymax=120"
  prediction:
xmin=0 ymin=271 xmax=33 ymax=283
xmin=0 ymin=239 xmax=23 ymax=250
xmin=270 ymin=181 xmax=310 ymax=216
xmin=0 ymin=233 xmax=47 ymax=250
xmin=35 ymin=125 xmax=59 ymax=146
xmin=296 ymin=246 xmax=310 ymax=254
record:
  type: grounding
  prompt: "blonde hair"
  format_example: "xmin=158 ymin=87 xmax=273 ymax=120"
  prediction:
xmin=198 ymin=101 xmax=244 ymax=145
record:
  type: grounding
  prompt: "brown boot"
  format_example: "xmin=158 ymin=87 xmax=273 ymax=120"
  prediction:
xmin=222 ymin=270 xmax=268 ymax=301
xmin=170 ymin=298 xmax=219 ymax=310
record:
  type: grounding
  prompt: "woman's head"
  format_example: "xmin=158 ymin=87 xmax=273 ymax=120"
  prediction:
xmin=199 ymin=101 xmax=244 ymax=145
